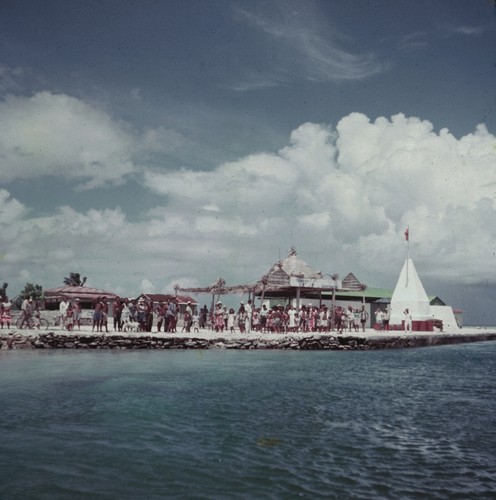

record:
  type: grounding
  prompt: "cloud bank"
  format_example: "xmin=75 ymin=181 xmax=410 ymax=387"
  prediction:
xmin=141 ymin=113 xmax=496 ymax=285
xmin=1 ymin=93 xmax=495 ymax=311
xmin=0 ymin=92 xmax=138 ymax=189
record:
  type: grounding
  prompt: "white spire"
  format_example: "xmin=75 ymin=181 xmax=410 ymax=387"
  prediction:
xmin=389 ymin=258 xmax=431 ymax=325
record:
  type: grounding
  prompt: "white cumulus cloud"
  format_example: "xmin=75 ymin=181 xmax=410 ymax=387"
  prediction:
xmin=141 ymin=112 xmax=496 ymax=288
xmin=1 ymin=112 xmax=496 ymax=318
xmin=0 ymin=91 xmax=181 ymax=190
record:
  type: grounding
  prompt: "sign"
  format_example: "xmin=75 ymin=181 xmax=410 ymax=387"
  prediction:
xmin=289 ymin=277 xmax=341 ymax=289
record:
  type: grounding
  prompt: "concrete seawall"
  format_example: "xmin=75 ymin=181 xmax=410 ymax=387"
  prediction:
xmin=2 ymin=330 xmax=496 ymax=350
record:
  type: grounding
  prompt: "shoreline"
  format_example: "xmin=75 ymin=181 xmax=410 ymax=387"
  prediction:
xmin=2 ymin=326 xmax=496 ymax=350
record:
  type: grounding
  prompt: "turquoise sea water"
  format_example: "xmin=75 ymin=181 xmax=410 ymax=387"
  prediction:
xmin=1 ymin=343 xmax=496 ymax=499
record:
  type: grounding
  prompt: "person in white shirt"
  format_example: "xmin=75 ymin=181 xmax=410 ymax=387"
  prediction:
xmin=59 ymin=297 xmax=69 ymax=329
xmin=288 ymin=305 xmax=297 ymax=332
xmin=347 ymin=307 xmax=354 ymax=332
xmin=375 ymin=308 xmax=384 ymax=331
xmin=19 ymin=297 xmax=33 ymax=329
xmin=244 ymin=299 xmax=253 ymax=333
xmin=404 ymin=308 xmax=412 ymax=332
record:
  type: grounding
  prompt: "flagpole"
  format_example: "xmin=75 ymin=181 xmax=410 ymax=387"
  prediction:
xmin=405 ymin=226 xmax=410 ymax=286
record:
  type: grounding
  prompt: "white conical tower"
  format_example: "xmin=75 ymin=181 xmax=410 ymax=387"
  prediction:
xmin=389 ymin=258 xmax=431 ymax=326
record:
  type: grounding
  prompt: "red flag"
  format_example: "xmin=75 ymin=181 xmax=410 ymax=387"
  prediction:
xmin=404 ymin=227 xmax=409 ymax=241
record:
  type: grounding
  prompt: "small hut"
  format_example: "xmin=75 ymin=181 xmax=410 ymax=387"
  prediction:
xmin=44 ymin=285 xmax=119 ymax=310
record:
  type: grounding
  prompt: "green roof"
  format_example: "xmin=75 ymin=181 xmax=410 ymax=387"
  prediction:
xmin=322 ymin=288 xmax=445 ymax=305
xmin=322 ymin=287 xmax=393 ymax=300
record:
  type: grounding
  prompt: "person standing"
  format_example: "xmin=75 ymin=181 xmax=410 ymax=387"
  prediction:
xmin=128 ymin=300 xmax=137 ymax=322
xmin=244 ymin=299 xmax=253 ymax=333
xmin=288 ymin=305 xmax=297 ymax=333
xmin=213 ymin=302 xmax=224 ymax=332
xmin=252 ymin=308 xmax=260 ymax=332
xmin=185 ymin=301 xmax=193 ymax=333
xmin=404 ymin=308 xmax=412 ymax=333
xmin=199 ymin=305 xmax=208 ymax=329
xmin=237 ymin=304 xmax=247 ymax=334
xmin=359 ymin=306 xmax=369 ymax=333
xmin=227 ymin=308 xmax=236 ymax=333
xmin=92 ymin=299 xmax=102 ymax=332
xmin=137 ymin=299 xmax=146 ymax=331
xmin=65 ymin=304 xmax=74 ymax=331
xmin=353 ymin=308 xmax=360 ymax=333
xmin=144 ymin=300 xmax=153 ymax=332
xmin=383 ymin=308 xmax=390 ymax=332
xmin=375 ymin=308 xmax=384 ymax=331
xmin=182 ymin=308 xmax=191 ymax=333
xmin=59 ymin=296 xmax=69 ymax=330
xmin=308 ymin=305 xmax=316 ymax=332
xmin=168 ymin=299 xmax=178 ymax=332
xmin=192 ymin=312 xmax=200 ymax=333
xmin=1 ymin=296 xmax=12 ymax=329
xmin=113 ymin=297 xmax=123 ymax=332
xmin=347 ymin=306 xmax=355 ymax=333
xmin=121 ymin=300 xmax=131 ymax=323
xmin=156 ymin=301 xmax=165 ymax=332
xmin=259 ymin=304 xmax=268 ymax=333
xmin=19 ymin=296 xmax=33 ymax=329
xmin=73 ymin=299 xmax=82 ymax=330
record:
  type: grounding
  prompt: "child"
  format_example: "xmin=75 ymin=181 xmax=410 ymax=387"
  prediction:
xmin=182 ymin=310 xmax=191 ymax=333
xmin=192 ymin=312 xmax=200 ymax=333
xmin=227 ymin=308 xmax=236 ymax=333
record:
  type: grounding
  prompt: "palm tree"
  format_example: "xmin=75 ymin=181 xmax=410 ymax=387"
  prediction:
xmin=63 ymin=273 xmax=87 ymax=287
xmin=0 ymin=282 xmax=8 ymax=301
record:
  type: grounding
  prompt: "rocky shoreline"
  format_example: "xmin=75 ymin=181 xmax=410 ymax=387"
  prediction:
xmin=2 ymin=330 xmax=496 ymax=350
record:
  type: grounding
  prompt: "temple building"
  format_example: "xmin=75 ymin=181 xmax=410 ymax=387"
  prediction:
xmin=177 ymin=248 xmax=462 ymax=330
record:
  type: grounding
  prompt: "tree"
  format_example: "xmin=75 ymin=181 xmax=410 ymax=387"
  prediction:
xmin=0 ymin=282 xmax=7 ymax=301
xmin=19 ymin=283 xmax=44 ymax=302
xmin=63 ymin=273 xmax=87 ymax=287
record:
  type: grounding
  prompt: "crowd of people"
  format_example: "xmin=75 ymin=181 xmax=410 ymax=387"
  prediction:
xmin=211 ymin=300 xmax=371 ymax=334
xmin=52 ymin=296 xmax=376 ymax=335
xmin=57 ymin=296 xmax=204 ymax=333
xmin=57 ymin=296 xmax=82 ymax=331
xmin=2 ymin=296 xmax=45 ymax=329
xmin=7 ymin=294 xmax=400 ymax=335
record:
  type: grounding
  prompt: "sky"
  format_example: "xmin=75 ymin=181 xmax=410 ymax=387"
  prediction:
xmin=0 ymin=0 xmax=495 ymax=325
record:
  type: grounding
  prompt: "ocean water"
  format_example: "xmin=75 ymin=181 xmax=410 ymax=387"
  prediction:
xmin=1 ymin=343 xmax=496 ymax=499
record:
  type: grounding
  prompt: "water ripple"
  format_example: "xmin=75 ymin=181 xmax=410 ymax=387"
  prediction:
xmin=1 ymin=345 xmax=496 ymax=498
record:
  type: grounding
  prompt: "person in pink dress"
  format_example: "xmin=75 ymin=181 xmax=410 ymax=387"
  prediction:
xmin=1 ymin=297 xmax=12 ymax=328
xmin=214 ymin=302 xmax=224 ymax=332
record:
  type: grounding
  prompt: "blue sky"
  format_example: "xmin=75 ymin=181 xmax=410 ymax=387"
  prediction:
xmin=0 ymin=0 xmax=495 ymax=324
